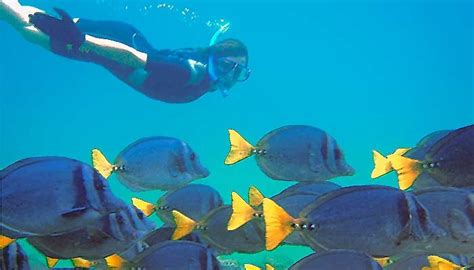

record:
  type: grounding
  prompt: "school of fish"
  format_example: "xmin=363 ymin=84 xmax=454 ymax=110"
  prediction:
xmin=1 ymin=124 xmax=473 ymax=269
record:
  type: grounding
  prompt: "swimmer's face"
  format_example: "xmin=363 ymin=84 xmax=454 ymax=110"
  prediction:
xmin=215 ymin=55 xmax=250 ymax=89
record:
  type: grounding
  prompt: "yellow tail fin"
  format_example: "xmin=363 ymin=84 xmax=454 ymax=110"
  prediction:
xmin=228 ymin=192 xmax=256 ymax=230
xmin=248 ymin=186 xmax=265 ymax=207
xmin=132 ymin=198 xmax=156 ymax=217
xmin=266 ymin=264 xmax=275 ymax=270
xmin=244 ymin=264 xmax=261 ymax=270
xmin=172 ymin=210 xmax=197 ymax=240
xmin=105 ymin=254 xmax=125 ymax=268
xmin=72 ymin=258 xmax=92 ymax=268
xmin=0 ymin=235 xmax=14 ymax=249
xmin=46 ymin=257 xmax=59 ymax=268
xmin=426 ymin=255 xmax=464 ymax=270
xmin=391 ymin=148 xmax=411 ymax=156
xmin=224 ymin=129 xmax=255 ymax=165
xmin=390 ymin=155 xmax=422 ymax=190
xmin=91 ymin=148 xmax=114 ymax=179
xmin=262 ymin=198 xmax=296 ymax=250
xmin=373 ymin=257 xmax=392 ymax=267
xmin=371 ymin=150 xmax=393 ymax=178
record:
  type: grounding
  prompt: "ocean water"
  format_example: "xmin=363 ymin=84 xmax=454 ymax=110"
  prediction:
xmin=0 ymin=0 xmax=472 ymax=268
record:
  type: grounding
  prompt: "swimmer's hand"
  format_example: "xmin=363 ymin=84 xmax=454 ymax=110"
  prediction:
xmin=29 ymin=8 xmax=85 ymax=51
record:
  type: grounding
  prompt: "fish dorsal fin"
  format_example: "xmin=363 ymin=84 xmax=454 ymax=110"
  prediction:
xmin=266 ymin=264 xmax=275 ymax=270
xmin=371 ymin=150 xmax=393 ymax=178
xmin=262 ymin=198 xmax=296 ymax=250
xmin=389 ymin=155 xmax=422 ymax=190
xmin=228 ymin=192 xmax=256 ymax=230
xmin=131 ymin=197 xmax=156 ymax=217
xmin=249 ymin=186 xmax=265 ymax=207
xmin=244 ymin=264 xmax=261 ymax=270
xmin=373 ymin=257 xmax=392 ymax=267
xmin=91 ymin=148 xmax=114 ymax=179
xmin=105 ymin=254 xmax=126 ymax=268
xmin=224 ymin=129 xmax=255 ymax=165
xmin=0 ymin=235 xmax=15 ymax=249
xmin=71 ymin=258 xmax=92 ymax=268
xmin=172 ymin=210 xmax=197 ymax=240
xmin=427 ymin=255 xmax=464 ymax=270
xmin=46 ymin=257 xmax=59 ymax=268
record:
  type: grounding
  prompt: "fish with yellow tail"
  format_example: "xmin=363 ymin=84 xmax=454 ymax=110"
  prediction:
xmin=92 ymin=136 xmax=209 ymax=191
xmin=172 ymin=205 xmax=265 ymax=254
xmin=244 ymin=263 xmax=275 ymax=270
xmin=262 ymin=185 xmax=445 ymax=255
xmin=288 ymin=250 xmax=383 ymax=270
xmin=225 ymin=126 xmax=354 ymax=182
xmin=371 ymin=125 xmax=474 ymax=190
xmin=422 ymin=255 xmax=468 ymax=270
xmin=133 ymin=184 xmax=222 ymax=227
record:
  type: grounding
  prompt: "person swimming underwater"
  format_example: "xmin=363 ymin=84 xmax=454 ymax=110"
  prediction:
xmin=0 ymin=1 xmax=250 ymax=103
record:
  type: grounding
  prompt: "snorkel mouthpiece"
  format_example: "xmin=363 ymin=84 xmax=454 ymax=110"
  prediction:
xmin=208 ymin=22 xmax=231 ymax=97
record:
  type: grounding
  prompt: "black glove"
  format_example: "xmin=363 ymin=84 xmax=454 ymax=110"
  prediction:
xmin=29 ymin=8 xmax=85 ymax=53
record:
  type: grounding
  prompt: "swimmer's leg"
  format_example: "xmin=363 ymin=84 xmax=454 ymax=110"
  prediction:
xmin=0 ymin=0 xmax=50 ymax=49
xmin=76 ymin=19 xmax=154 ymax=53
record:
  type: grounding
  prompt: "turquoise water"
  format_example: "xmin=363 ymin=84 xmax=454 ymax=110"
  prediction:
xmin=0 ymin=0 xmax=472 ymax=268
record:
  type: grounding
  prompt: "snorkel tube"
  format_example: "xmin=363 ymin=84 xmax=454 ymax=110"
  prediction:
xmin=208 ymin=22 xmax=231 ymax=97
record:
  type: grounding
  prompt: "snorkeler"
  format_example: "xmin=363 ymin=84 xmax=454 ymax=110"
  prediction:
xmin=0 ymin=1 xmax=250 ymax=103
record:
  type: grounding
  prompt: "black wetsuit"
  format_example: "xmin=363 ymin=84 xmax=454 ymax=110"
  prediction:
xmin=60 ymin=19 xmax=214 ymax=103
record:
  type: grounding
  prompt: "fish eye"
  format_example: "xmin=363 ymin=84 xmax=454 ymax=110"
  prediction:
xmin=190 ymin=152 xmax=196 ymax=161
xmin=136 ymin=209 xmax=145 ymax=219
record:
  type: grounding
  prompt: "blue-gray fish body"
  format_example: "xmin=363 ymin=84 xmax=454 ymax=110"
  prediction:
xmin=406 ymin=130 xmax=451 ymax=190
xmin=289 ymin=249 xmax=382 ymax=270
xmin=199 ymin=206 xmax=265 ymax=254
xmin=271 ymin=182 xmax=341 ymax=246
xmin=120 ymin=226 xmax=207 ymax=261
xmin=420 ymin=125 xmax=474 ymax=187
xmin=27 ymin=205 xmax=155 ymax=260
xmin=0 ymin=242 xmax=31 ymax=270
xmin=386 ymin=253 xmax=471 ymax=270
xmin=156 ymin=184 xmax=223 ymax=226
xmin=113 ymin=137 xmax=209 ymax=191
xmin=255 ymin=126 xmax=354 ymax=182
xmin=412 ymin=187 xmax=474 ymax=254
xmin=297 ymin=185 xmax=445 ymax=257
xmin=128 ymin=241 xmax=221 ymax=270
xmin=0 ymin=157 xmax=123 ymax=237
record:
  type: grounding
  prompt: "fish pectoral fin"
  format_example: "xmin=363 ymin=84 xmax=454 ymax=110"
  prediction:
xmin=46 ymin=257 xmax=59 ymax=268
xmin=244 ymin=264 xmax=261 ymax=270
xmin=448 ymin=209 xmax=474 ymax=241
xmin=389 ymin=155 xmax=422 ymax=190
xmin=105 ymin=254 xmax=126 ymax=268
xmin=91 ymin=148 xmax=115 ymax=179
xmin=72 ymin=257 xmax=93 ymax=268
xmin=248 ymin=185 xmax=265 ymax=207
xmin=61 ymin=206 xmax=88 ymax=217
xmin=172 ymin=210 xmax=197 ymax=240
xmin=371 ymin=150 xmax=393 ymax=178
xmin=131 ymin=197 xmax=156 ymax=217
xmin=228 ymin=192 xmax=257 ymax=230
xmin=262 ymin=198 xmax=296 ymax=251
xmin=224 ymin=129 xmax=255 ymax=165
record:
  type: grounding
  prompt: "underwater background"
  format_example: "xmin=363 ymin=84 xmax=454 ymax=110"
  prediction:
xmin=0 ymin=0 xmax=472 ymax=268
